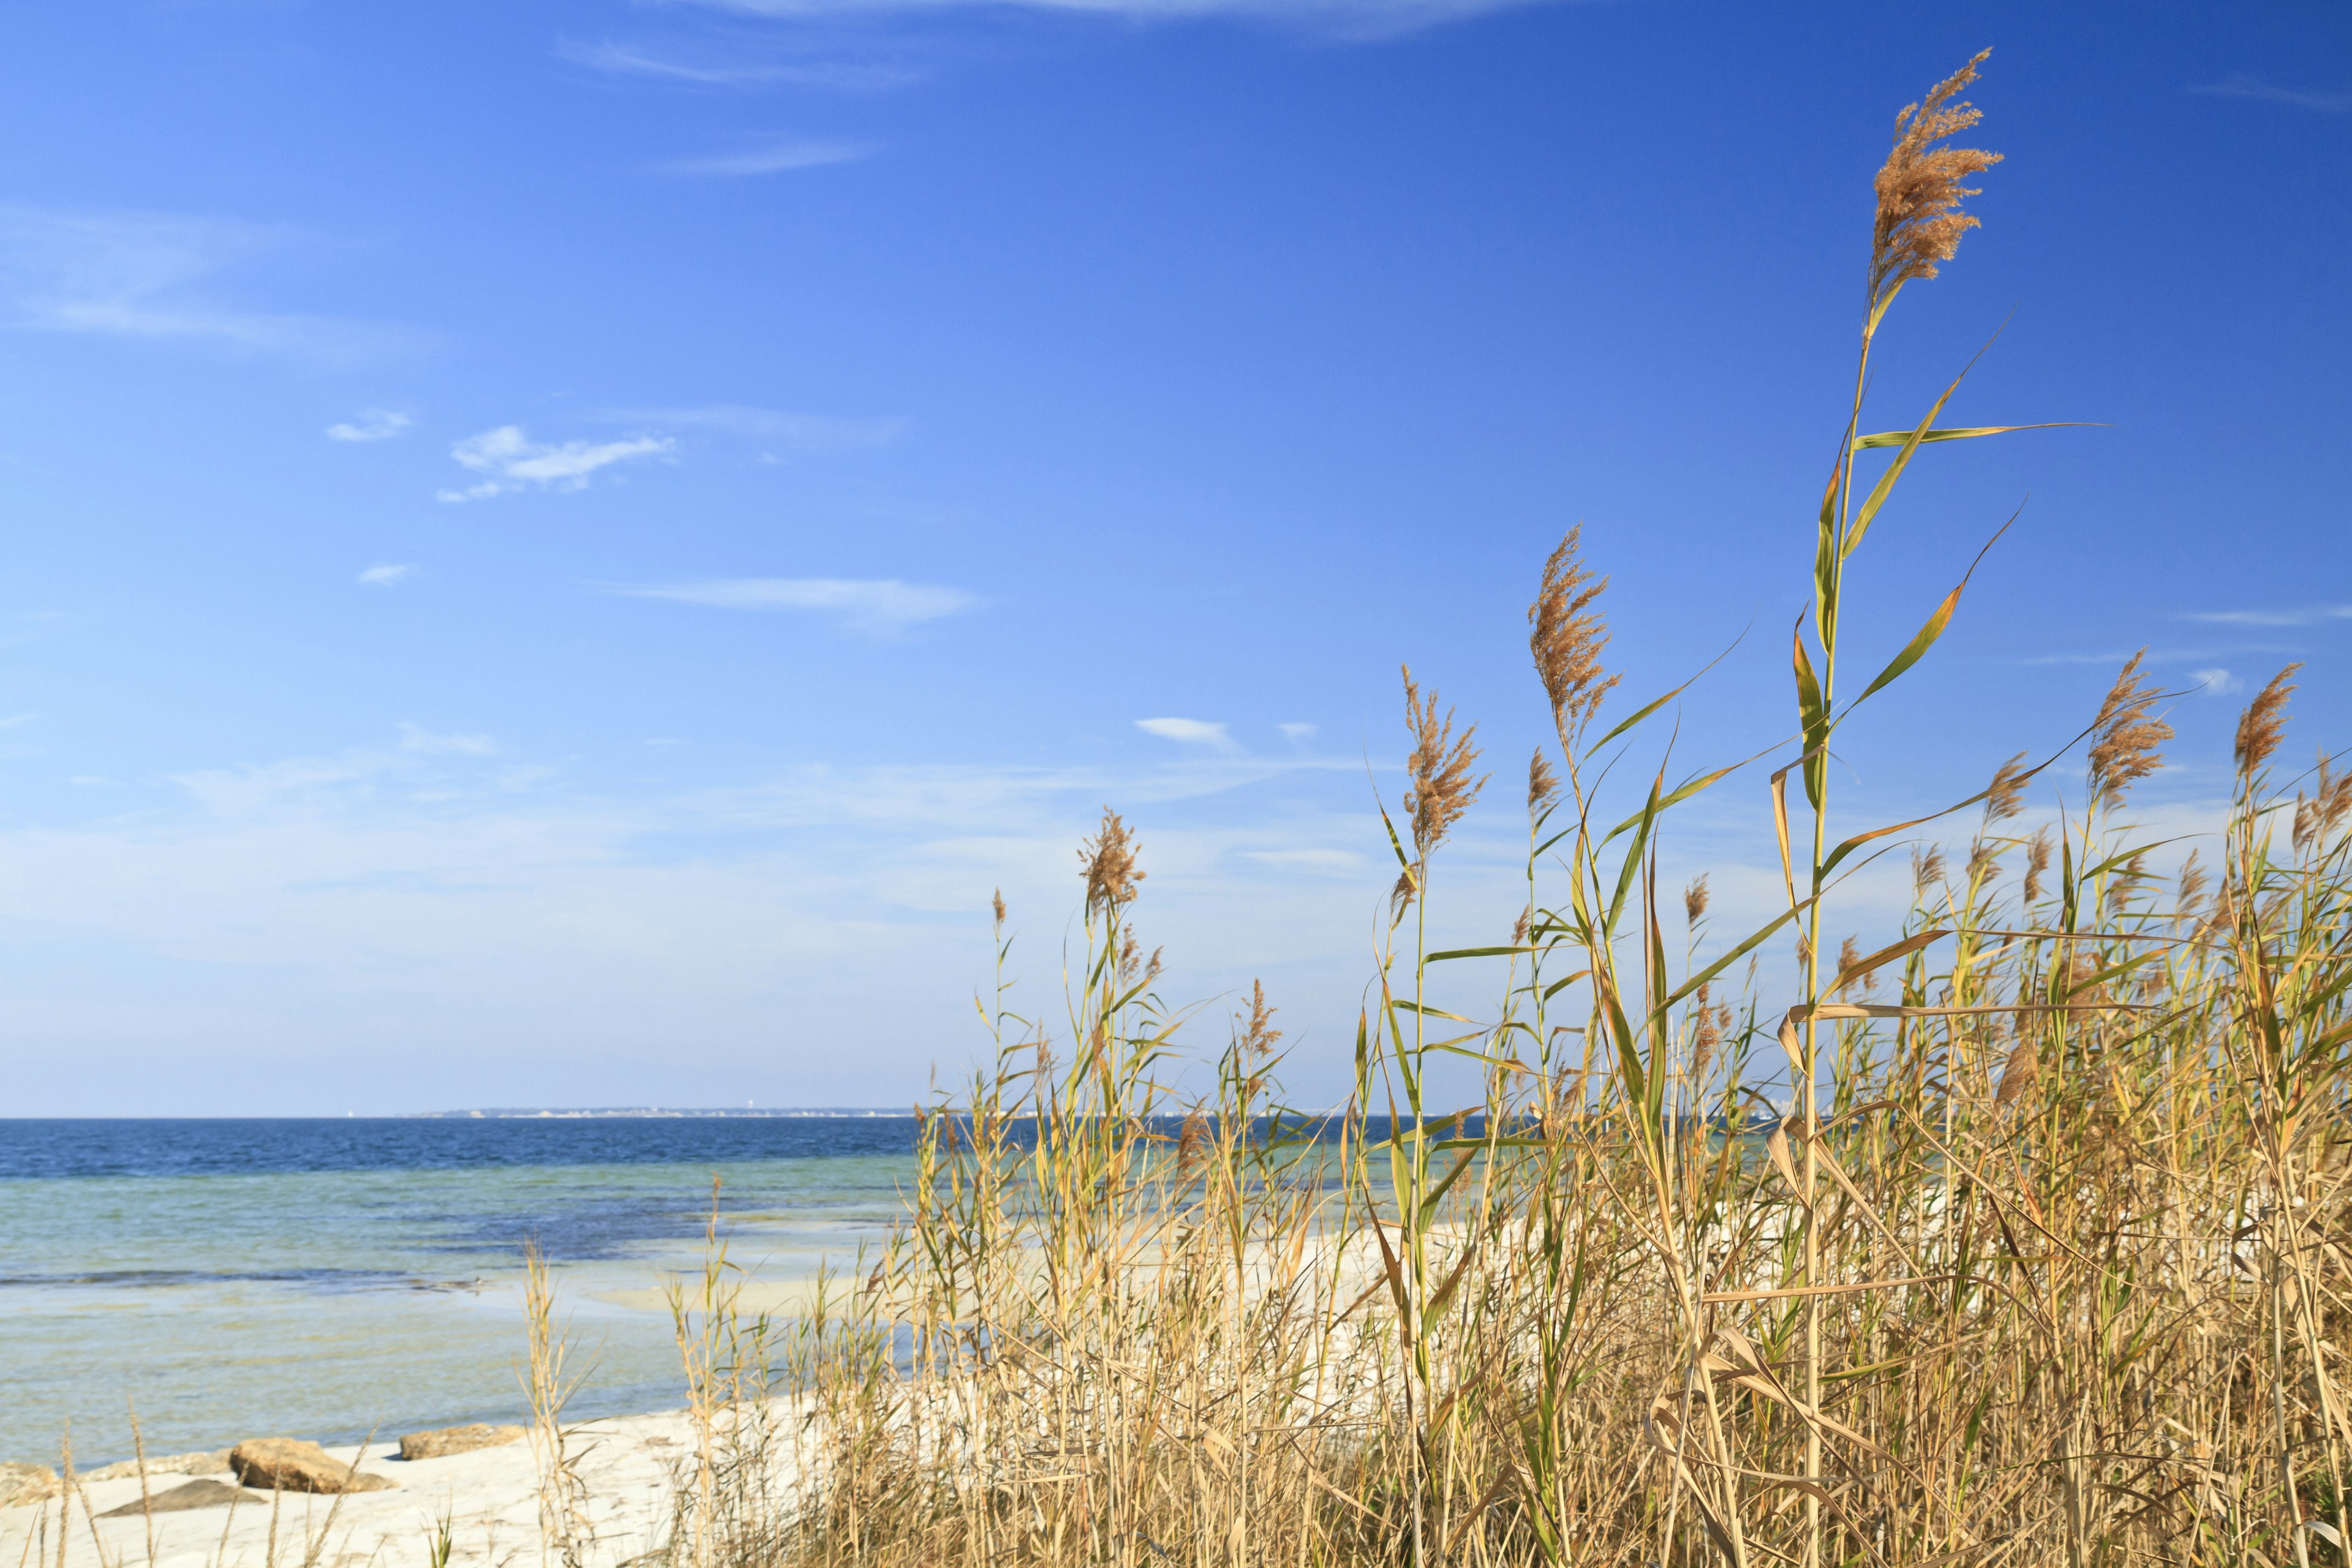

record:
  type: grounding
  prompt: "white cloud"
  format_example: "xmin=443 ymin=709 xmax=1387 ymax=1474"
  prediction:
xmin=556 ymin=39 xmax=922 ymax=91
xmin=0 ymin=712 xmax=36 ymax=730
xmin=651 ymin=139 xmax=877 ymax=176
xmin=1277 ymin=722 xmax=1316 ymax=742
xmin=439 ymin=426 xmax=676 ymax=502
xmin=2185 ymin=605 xmax=2352 ymax=628
xmin=357 ymin=564 xmax=415 ymax=587
xmin=327 ymin=410 xmax=411 ymax=443
xmin=1137 ymin=718 xmax=1237 ymax=750
xmin=0 ymin=206 xmax=423 ymax=365
xmin=669 ymin=0 xmax=1548 ymax=40
xmin=600 ymin=405 xmax=902 ymax=450
xmin=2188 ymin=668 xmax=2244 ymax=696
xmin=617 ymin=576 xmax=978 ymax=635
xmin=2191 ymin=73 xmax=2352 ymax=113
xmin=398 ymin=722 xmax=496 ymax=756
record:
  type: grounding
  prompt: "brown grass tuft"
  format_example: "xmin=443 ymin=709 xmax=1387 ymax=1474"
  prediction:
xmin=1078 ymin=807 xmax=1144 ymax=916
xmin=1869 ymin=51 xmax=2001 ymax=313
xmin=1683 ymin=874 xmax=1710 ymax=929
xmin=1528 ymin=527 xmax=1620 ymax=748
xmin=1527 ymin=747 xmax=1560 ymax=815
xmin=1984 ymin=750 xmax=2029 ymax=823
xmin=2087 ymin=651 xmax=2171 ymax=811
xmin=2233 ymin=662 xmax=2301 ymax=778
xmin=1401 ymin=666 xmax=1485 ymax=859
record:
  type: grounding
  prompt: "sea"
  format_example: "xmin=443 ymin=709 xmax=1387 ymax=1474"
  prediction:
xmin=0 ymin=1115 xmax=921 ymax=1471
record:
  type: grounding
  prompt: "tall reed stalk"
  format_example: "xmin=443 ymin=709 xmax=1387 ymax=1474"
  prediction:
xmin=666 ymin=52 xmax=2352 ymax=1568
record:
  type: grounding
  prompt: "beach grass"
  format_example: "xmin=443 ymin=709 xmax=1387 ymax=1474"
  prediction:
xmin=644 ymin=51 xmax=2352 ymax=1568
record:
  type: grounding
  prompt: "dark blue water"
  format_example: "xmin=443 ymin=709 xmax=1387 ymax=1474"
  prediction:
xmin=0 ymin=1115 xmax=920 ymax=1182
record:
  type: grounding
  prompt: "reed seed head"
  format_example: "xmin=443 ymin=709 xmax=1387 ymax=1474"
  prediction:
xmin=1401 ymin=666 xmax=1487 ymax=859
xmin=1683 ymin=875 xmax=1710 ymax=929
xmin=1966 ymin=836 xmax=1999 ymax=885
xmin=991 ymin=888 xmax=1006 ymax=929
xmin=1527 ymin=748 xmax=1560 ymax=816
xmin=1984 ymin=752 xmax=2029 ymax=824
xmin=1528 ymin=528 xmax=1621 ymax=748
xmin=2177 ymin=850 xmax=2207 ymax=912
xmin=2087 ymin=652 xmax=2171 ymax=812
xmin=1237 ymin=979 xmax=1281 ymax=1058
xmin=1912 ymin=843 xmax=1947 ymax=893
xmin=1079 ymin=807 xmax=1144 ymax=917
xmin=1512 ymin=907 xmax=1531 ymax=946
xmin=2233 ymin=663 xmax=2300 ymax=778
xmin=2024 ymin=826 xmax=2052 ymax=905
xmin=1869 ymin=51 xmax=2001 ymax=315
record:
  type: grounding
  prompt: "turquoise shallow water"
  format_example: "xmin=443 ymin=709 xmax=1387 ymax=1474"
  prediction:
xmin=0 ymin=1119 xmax=918 ymax=1469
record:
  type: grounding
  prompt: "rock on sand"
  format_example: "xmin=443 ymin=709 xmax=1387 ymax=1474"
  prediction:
xmin=97 ymin=1480 xmax=268 ymax=1518
xmin=227 ymin=1440 xmax=397 ymax=1495
xmin=82 ymin=1451 xmax=233 ymax=1484
xmin=400 ymin=1425 xmax=525 ymax=1461
xmin=0 ymin=1465 xmax=59 ymax=1509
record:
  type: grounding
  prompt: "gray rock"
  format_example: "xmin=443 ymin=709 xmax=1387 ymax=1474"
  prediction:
xmin=398 ymin=1425 xmax=525 ymax=1461
xmin=227 ymin=1439 xmax=396 ymax=1496
xmin=83 ymin=1450 xmax=233 ymax=1484
xmin=99 ymin=1480 xmax=268 ymax=1518
xmin=0 ymin=1463 xmax=59 ymax=1509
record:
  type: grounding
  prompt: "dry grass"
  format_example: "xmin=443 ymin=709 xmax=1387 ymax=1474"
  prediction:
xmin=617 ymin=53 xmax=2352 ymax=1568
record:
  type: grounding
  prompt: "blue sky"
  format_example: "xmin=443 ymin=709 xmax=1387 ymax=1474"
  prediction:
xmin=0 ymin=1 xmax=2343 ymax=1114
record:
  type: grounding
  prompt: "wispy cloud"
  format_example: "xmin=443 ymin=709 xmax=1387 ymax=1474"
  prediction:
xmin=667 ymin=0 xmax=1553 ymax=41
xmin=617 ymin=576 xmax=978 ymax=635
xmin=1137 ymin=718 xmax=1238 ymax=751
xmin=556 ymin=38 xmax=923 ymax=92
xmin=0 ymin=206 xmax=423 ymax=365
xmin=650 ymin=139 xmax=878 ymax=176
xmin=2184 ymin=605 xmax=2352 ymax=628
xmin=2192 ymin=72 xmax=2352 ymax=113
xmin=600 ymin=405 xmax=902 ymax=450
xmin=1277 ymin=722 xmax=1316 ymax=743
xmin=439 ymin=426 xmax=676 ymax=502
xmin=327 ymin=410 xmax=411 ymax=443
xmin=2188 ymin=668 xmax=2244 ymax=696
xmin=398 ymin=722 xmax=494 ymax=756
xmin=358 ymin=564 xmax=416 ymax=587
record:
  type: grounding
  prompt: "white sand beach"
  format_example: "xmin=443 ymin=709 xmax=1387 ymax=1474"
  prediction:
xmin=1 ymin=1414 xmax=710 ymax=1568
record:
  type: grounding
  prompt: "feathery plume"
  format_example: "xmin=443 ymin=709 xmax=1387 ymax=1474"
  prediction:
xmin=2233 ymin=663 xmax=2300 ymax=779
xmin=1512 ymin=907 xmax=1531 ymax=946
xmin=1402 ymin=667 xmax=1486 ymax=858
xmin=1911 ymin=843 xmax=1947 ymax=893
xmin=1390 ymin=865 xmax=1419 ymax=924
xmin=991 ymin=888 xmax=1006 ymax=930
xmin=1984 ymin=752 xmax=2029 ymax=823
xmin=2087 ymin=652 xmax=2171 ymax=812
xmin=1528 ymin=748 xmax=1561 ymax=815
xmin=1966 ymin=837 xmax=2000 ymax=885
xmin=1869 ymin=52 xmax=2001 ymax=316
xmin=1691 ymin=982 xmax=1725 ymax=1083
xmin=2177 ymin=850 xmax=2207 ymax=913
xmin=1683 ymin=875 xmax=1711 ymax=929
xmin=1528 ymin=529 xmax=1620 ymax=748
xmin=1079 ymin=808 xmax=1144 ymax=916
xmin=1175 ymin=1106 xmax=1210 ymax=1178
xmin=1237 ymin=979 xmax=1281 ymax=1058
xmin=2023 ymin=826 xmax=2053 ymax=906
xmin=1834 ymin=935 xmax=1872 ymax=997
xmin=2321 ymin=756 xmax=2352 ymax=842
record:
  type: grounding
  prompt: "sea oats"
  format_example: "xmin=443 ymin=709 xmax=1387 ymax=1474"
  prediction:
xmin=2024 ymin=826 xmax=2053 ymax=905
xmin=1528 ymin=748 xmax=1561 ymax=815
xmin=1683 ymin=875 xmax=1711 ymax=929
xmin=2087 ymin=652 xmax=2171 ymax=811
xmin=1401 ymin=666 xmax=1486 ymax=859
xmin=1528 ymin=528 xmax=1621 ymax=748
xmin=2233 ymin=663 xmax=2300 ymax=778
xmin=1984 ymin=751 xmax=2029 ymax=823
xmin=1079 ymin=808 xmax=1144 ymax=916
xmin=1869 ymin=51 xmax=2001 ymax=314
